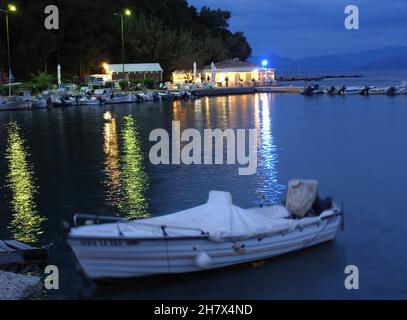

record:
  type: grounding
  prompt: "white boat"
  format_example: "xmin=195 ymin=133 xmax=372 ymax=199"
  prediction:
xmin=345 ymin=86 xmax=363 ymax=94
xmin=77 ymin=96 xmax=103 ymax=106
xmin=0 ymin=240 xmax=48 ymax=272
xmin=301 ymin=85 xmax=324 ymax=96
xmin=397 ymin=87 xmax=407 ymax=94
xmin=172 ymin=90 xmax=191 ymax=100
xmin=368 ymin=86 xmax=388 ymax=95
xmin=93 ymin=89 xmax=138 ymax=104
xmin=139 ymin=91 xmax=160 ymax=102
xmin=110 ymin=93 xmax=140 ymax=104
xmin=66 ymin=181 xmax=343 ymax=280
xmin=395 ymin=83 xmax=407 ymax=95
xmin=52 ymin=96 xmax=78 ymax=107
xmin=158 ymin=92 xmax=175 ymax=100
xmin=0 ymin=96 xmax=32 ymax=111
xmin=32 ymin=96 xmax=48 ymax=109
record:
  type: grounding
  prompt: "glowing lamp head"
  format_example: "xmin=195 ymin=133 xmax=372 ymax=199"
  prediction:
xmin=8 ymin=4 xmax=17 ymax=12
xmin=102 ymin=62 xmax=109 ymax=73
xmin=124 ymin=8 xmax=131 ymax=16
xmin=261 ymin=59 xmax=269 ymax=67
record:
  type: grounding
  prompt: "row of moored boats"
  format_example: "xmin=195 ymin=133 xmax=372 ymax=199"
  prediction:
xmin=0 ymin=88 xmax=197 ymax=111
xmin=301 ymin=83 xmax=407 ymax=96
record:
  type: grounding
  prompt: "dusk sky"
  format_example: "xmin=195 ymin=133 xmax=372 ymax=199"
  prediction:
xmin=189 ymin=0 xmax=407 ymax=58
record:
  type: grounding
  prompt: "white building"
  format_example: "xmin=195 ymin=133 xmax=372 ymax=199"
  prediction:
xmin=202 ymin=58 xmax=275 ymax=87
xmin=103 ymin=63 xmax=163 ymax=82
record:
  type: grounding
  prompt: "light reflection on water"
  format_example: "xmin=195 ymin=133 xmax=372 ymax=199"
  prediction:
xmin=255 ymin=93 xmax=285 ymax=203
xmin=5 ymin=122 xmax=45 ymax=244
xmin=190 ymin=94 xmax=284 ymax=204
xmin=106 ymin=115 xmax=149 ymax=219
xmin=2 ymin=96 xmax=284 ymax=239
xmin=103 ymin=114 xmax=122 ymax=211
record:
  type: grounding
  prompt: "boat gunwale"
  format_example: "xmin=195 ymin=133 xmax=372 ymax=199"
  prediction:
xmin=67 ymin=212 xmax=341 ymax=242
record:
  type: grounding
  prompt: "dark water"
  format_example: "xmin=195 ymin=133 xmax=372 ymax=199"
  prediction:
xmin=1 ymin=93 xmax=407 ymax=299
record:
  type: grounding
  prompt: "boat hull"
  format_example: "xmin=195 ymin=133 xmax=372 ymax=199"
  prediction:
xmin=0 ymin=100 xmax=32 ymax=111
xmin=67 ymin=215 xmax=341 ymax=280
xmin=107 ymin=95 xmax=136 ymax=104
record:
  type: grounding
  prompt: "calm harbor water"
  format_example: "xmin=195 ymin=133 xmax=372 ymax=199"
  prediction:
xmin=1 ymin=92 xmax=407 ymax=299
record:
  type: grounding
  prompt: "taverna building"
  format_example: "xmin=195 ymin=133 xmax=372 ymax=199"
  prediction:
xmin=172 ymin=58 xmax=275 ymax=87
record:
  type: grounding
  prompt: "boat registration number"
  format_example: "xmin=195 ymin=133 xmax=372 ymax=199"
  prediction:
xmin=80 ymin=239 xmax=123 ymax=247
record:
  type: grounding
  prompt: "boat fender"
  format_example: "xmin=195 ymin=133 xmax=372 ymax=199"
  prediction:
xmin=195 ymin=252 xmax=212 ymax=269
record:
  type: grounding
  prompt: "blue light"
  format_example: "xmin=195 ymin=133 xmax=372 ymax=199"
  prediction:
xmin=261 ymin=59 xmax=268 ymax=67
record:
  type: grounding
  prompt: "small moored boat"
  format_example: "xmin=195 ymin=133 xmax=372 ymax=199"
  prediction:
xmin=368 ymin=86 xmax=388 ymax=95
xmin=66 ymin=181 xmax=343 ymax=280
xmin=0 ymin=240 xmax=48 ymax=272
xmin=344 ymin=86 xmax=363 ymax=94
xmin=0 ymin=96 xmax=32 ymax=111
xmin=301 ymin=84 xmax=324 ymax=96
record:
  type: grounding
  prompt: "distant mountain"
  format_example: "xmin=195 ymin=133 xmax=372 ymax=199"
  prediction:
xmin=358 ymin=55 xmax=407 ymax=71
xmin=250 ymin=47 xmax=407 ymax=74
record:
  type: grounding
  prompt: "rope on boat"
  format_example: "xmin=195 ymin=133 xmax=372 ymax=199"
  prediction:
xmin=123 ymin=220 xmax=209 ymax=236
xmin=161 ymin=226 xmax=170 ymax=272
xmin=298 ymin=215 xmax=335 ymax=250
xmin=340 ymin=201 xmax=345 ymax=232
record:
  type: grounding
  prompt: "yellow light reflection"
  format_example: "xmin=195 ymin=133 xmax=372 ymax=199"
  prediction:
xmin=172 ymin=100 xmax=183 ymax=122
xmin=119 ymin=116 xmax=149 ymax=219
xmin=193 ymin=98 xmax=203 ymax=130
xmin=5 ymin=122 xmax=45 ymax=244
xmin=204 ymin=96 xmax=212 ymax=128
xmin=103 ymin=113 xmax=122 ymax=210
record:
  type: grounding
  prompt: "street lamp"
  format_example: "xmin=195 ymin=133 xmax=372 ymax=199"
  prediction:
xmin=113 ymin=8 xmax=132 ymax=91
xmin=0 ymin=4 xmax=17 ymax=96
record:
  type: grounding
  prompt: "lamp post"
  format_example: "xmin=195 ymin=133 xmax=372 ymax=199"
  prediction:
xmin=114 ymin=9 xmax=131 ymax=91
xmin=1 ymin=4 xmax=17 ymax=97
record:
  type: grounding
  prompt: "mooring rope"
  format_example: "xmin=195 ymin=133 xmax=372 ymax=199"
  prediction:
xmin=298 ymin=215 xmax=336 ymax=250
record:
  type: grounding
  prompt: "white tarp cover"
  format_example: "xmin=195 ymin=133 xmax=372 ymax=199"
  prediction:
xmin=286 ymin=180 xmax=318 ymax=218
xmin=136 ymin=191 xmax=297 ymax=241
xmin=71 ymin=191 xmax=310 ymax=241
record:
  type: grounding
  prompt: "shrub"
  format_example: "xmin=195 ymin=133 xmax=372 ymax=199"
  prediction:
xmin=119 ymin=80 xmax=129 ymax=90
xmin=131 ymin=79 xmax=143 ymax=85
xmin=142 ymin=79 xmax=155 ymax=89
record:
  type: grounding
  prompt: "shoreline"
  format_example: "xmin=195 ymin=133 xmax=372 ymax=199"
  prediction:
xmin=1 ymin=84 xmax=406 ymax=112
xmin=0 ymin=271 xmax=42 ymax=300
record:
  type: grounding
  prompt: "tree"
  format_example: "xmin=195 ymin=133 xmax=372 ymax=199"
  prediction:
xmin=31 ymin=72 xmax=54 ymax=92
xmin=198 ymin=6 xmax=231 ymax=30
xmin=0 ymin=0 xmax=252 ymax=81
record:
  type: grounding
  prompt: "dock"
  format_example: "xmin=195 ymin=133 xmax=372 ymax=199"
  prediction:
xmin=192 ymin=87 xmax=256 ymax=97
xmin=191 ymin=85 xmax=305 ymax=97
xmin=255 ymin=86 xmax=303 ymax=93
